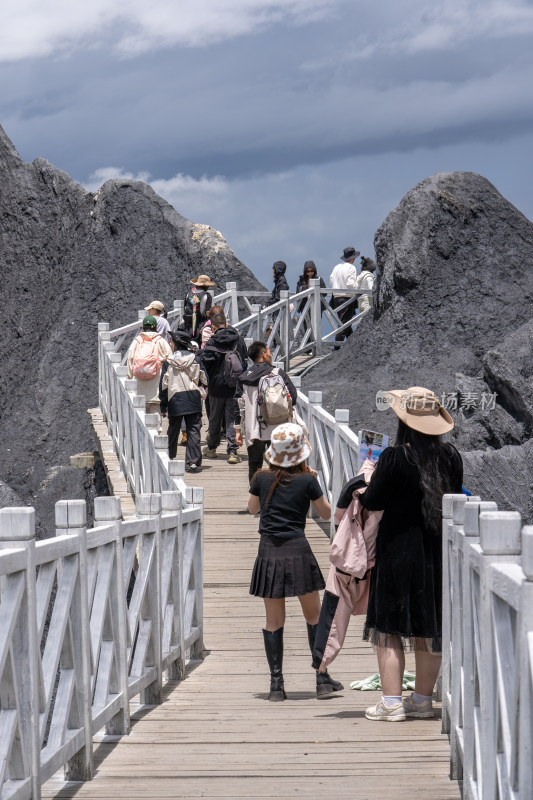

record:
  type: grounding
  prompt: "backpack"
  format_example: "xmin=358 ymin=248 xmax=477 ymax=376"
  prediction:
xmin=132 ymin=334 xmax=162 ymax=380
xmin=257 ymin=368 xmax=292 ymax=427
xmin=205 ymin=343 xmax=245 ymax=388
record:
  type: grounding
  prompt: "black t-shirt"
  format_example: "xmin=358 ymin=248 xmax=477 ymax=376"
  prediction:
xmin=250 ymin=472 xmax=323 ymax=539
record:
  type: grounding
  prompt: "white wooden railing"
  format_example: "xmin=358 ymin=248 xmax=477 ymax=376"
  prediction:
xmin=290 ymin=382 xmax=360 ymax=538
xmin=0 ymin=490 xmax=204 ymax=800
xmin=103 ymin=280 xmax=373 ymax=373
xmin=442 ymin=494 xmax=533 ymax=799
xmin=98 ymin=323 xmax=194 ymax=499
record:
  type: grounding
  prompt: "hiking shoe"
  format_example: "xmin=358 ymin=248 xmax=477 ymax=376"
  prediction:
xmin=403 ymin=693 xmax=434 ymax=718
xmin=228 ymin=453 xmax=242 ymax=464
xmin=202 ymin=447 xmax=217 ymax=458
xmin=365 ymin=697 xmax=406 ymax=721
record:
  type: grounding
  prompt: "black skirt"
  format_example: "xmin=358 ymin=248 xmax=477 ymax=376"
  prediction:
xmin=249 ymin=535 xmax=325 ymax=599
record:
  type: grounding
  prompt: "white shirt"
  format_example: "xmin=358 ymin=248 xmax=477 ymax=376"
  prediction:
xmin=329 ymin=262 xmax=358 ymax=294
xmin=355 ymin=270 xmax=375 ymax=312
xmin=156 ymin=315 xmax=171 ymax=342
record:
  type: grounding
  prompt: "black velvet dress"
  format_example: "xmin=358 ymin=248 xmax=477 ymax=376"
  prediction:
xmin=360 ymin=444 xmax=463 ymax=653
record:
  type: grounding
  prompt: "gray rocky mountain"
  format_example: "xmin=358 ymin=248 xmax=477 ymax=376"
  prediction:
xmin=304 ymin=172 xmax=533 ymax=521
xmin=0 ymin=125 xmax=263 ymax=535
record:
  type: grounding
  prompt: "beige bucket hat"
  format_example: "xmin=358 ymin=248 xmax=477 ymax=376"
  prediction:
xmin=190 ymin=274 xmax=216 ymax=287
xmin=265 ymin=423 xmax=311 ymax=468
xmin=384 ymin=386 xmax=454 ymax=435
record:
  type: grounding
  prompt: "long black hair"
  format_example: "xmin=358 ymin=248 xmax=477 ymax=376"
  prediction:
xmin=395 ymin=419 xmax=459 ymax=535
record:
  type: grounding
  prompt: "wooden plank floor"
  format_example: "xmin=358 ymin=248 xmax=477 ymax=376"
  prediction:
xmin=43 ymin=428 xmax=461 ymax=800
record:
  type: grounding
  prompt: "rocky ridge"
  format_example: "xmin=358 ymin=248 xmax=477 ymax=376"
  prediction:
xmin=303 ymin=172 xmax=533 ymax=521
xmin=0 ymin=125 xmax=263 ymax=534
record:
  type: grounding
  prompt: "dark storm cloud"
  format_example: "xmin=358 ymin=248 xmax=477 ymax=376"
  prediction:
xmin=2 ymin=1 xmax=532 ymax=182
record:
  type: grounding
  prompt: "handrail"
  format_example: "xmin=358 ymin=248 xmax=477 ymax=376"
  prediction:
xmin=107 ymin=280 xmax=374 ymax=371
xmin=0 ymin=490 xmax=204 ymax=798
xmin=442 ymin=495 xmax=533 ymax=798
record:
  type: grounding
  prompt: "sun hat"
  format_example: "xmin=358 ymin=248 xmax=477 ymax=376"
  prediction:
xmin=144 ymin=300 xmax=165 ymax=312
xmin=384 ymin=386 xmax=454 ymax=435
xmin=265 ymin=422 xmax=312 ymax=468
xmin=190 ymin=274 xmax=216 ymax=287
xmin=142 ymin=315 xmax=158 ymax=331
xmin=341 ymin=246 xmax=360 ymax=262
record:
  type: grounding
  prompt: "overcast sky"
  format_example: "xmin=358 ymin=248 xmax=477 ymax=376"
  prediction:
xmin=2 ymin=0 xmax=532 ymax=288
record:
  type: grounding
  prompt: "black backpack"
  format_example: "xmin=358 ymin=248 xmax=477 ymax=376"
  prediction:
xmin=205 ymin=344 xmax=245 ymax=388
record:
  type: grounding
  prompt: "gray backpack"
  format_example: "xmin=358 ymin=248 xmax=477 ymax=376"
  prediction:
xmin=257 ymin=369 xmax=292 ymax=428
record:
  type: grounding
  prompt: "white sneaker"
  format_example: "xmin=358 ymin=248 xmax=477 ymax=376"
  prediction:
xmin=365 ymin=697 xmax=406 ymax=721
xmin=402 ymin=693 xmax=434 ymax=718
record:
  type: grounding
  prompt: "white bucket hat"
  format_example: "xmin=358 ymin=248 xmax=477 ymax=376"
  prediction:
xmin=265 ymin=423 xmax=311 ymax=468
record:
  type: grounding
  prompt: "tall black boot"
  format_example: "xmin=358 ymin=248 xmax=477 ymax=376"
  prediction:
xmin=306 ymin=622 xmax=344 ymax=699
xmin=263 ymin=627 xmax=287 ymax=701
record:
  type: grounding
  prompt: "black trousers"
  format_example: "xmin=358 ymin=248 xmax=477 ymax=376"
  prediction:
xmin=247 ymin=439 xmax=269 ymax=483
xmin=168 ymin=411 xmax=202 ymax=465
xmin=331 ymin=296 xmax=357 ymax=343
xmin=207 ymin=395 xmax=237 ymax=454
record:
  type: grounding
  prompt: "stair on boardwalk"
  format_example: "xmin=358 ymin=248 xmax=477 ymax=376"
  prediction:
xmin=88 ymin=407 xmax=137 ymax=518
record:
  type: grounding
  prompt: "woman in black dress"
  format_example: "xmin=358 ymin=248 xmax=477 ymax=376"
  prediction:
xmin=361 ymin=387 xmax=463 ymax=721
xmin=248 ymin=422 xmax=343 ymax=701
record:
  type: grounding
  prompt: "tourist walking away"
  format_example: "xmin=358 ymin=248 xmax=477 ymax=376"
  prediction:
xmin=200 ymin=304 xmax=225 ymax=349
xmin=127 ymin=315 xmax=172 ymax=420
xmin=200 ymin=312 xmax=248 ymax=463
xmin=269 ymin=260 xmax=289 ymax=304
xmin=329 ymin=246 xmax=360 ymax=346
xmin=248 ymin=422 xmax=343 ymax=701
xmin=355 ymin=257 xmax=377 ymax=313
xmin=159 ymin=331 xmax=207 ymax=472
xmin=360 ymin=387 xmax=463 ymax=721
xmin=295 ymin=261 xmax=326 ymax=313
xmin=234 ymin=341 xmax=298 ymax=482
xmin=183 ymin=274 xmax=215 ymax=342
xmin=144 ymin=300 xmax=171 ymax=341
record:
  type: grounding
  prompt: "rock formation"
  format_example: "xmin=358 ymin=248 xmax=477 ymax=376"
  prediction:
xmin=304 ymin=172 xmax=533 ymax=521
xmin=0 ymin=125 xmax=263 ymax=535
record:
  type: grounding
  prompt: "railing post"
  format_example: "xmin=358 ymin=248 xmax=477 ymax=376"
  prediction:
xmin=168 ymin=460 xmax=188 ymax=505
xmin=98 ymin=323 xmax=110 ymax=414
xmin=161 ymin=491 xmax=186 ymax=679
xmin=460 ymin=498 xmax=496 ymax=794
xmin=478 ymin=510 xmax=522 ymax=800
xmin=55 ymin=499 xmax=94 ymax=781
xmin=94 ymin=496 xmax=131 ymax=736
xmin=250 ymin=304 xmax=261 ymax=341
xmin=331 ymin=409 xmax=349 ymax=539
xmin=0 ymin=507 xmax=41 ymax=799
xmin=136 ymin=493 xmax=163 ymax=705
xmin=441 ymin=494 xmax=462 ymax=738
xmin=226 ymin=282 xmax=239 ymax=326
xmin=310 ymin=278 xmax=322 ymax=357
xmin=184 ymin=487 xmax=205 ymax=660
xmin=519 ymin=525 xmax=533 ymax=798
xmin=173 ymin=299 xmax=184 ymax=328
xmin=280 ymin=289 xmax=291 ymax=371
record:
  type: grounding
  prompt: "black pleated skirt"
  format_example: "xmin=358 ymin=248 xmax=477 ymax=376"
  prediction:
xmin=249 ymin=534 xmax=325 ymax=598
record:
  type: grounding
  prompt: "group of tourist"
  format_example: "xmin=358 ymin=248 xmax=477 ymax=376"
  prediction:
xmin=247 ymin=389 xmax=463 ymax=723
xmin=126 ymin=255 xmax=459 ymax=721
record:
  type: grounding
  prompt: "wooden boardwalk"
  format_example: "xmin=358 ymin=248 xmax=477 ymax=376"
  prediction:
xmin=43 ymin=436 xmax=461 ymax=800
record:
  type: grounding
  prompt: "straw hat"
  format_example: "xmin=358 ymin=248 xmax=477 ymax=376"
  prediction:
xmin=265 ymin=423 xmax=311 ymax=468
xmin=190 ymin=274 xmax=216 ymax=287
xmin=384 ymin=386 xmax=454 ymax=435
